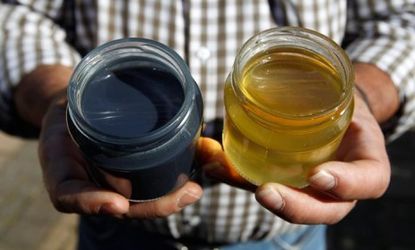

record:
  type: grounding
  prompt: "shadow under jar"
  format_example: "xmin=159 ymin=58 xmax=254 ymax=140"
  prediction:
xmin=223 ymin=27 xmax=354 ymax=188
xmin=67 ymin=38 xmax=203 ymax=201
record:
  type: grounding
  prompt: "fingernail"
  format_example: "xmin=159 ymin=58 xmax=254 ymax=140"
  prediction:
xmin=257 ymin=186 xmax=284 ymax=211
xmin=177 ymin=188 xmax=202 ymax=208
xmin=309 ymin=170 xmax=336 ymax=191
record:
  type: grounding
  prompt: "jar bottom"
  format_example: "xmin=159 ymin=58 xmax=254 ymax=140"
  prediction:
xmin=222 ymin=115 xmax=343 ymax=188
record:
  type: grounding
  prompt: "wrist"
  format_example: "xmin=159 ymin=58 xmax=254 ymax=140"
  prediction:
xmin=353 ymin=63 xmax=400 ymax=123
xmin=14 ymin=65 xmax=73 ymax=128
xmin=354 ymin=84 xmax=373 ymax=114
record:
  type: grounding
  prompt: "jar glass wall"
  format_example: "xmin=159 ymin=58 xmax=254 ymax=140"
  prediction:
xmin=223 ymin=27 xmax=354 ymax=187
xmin=67 ymin=38 xmax=203 ymax=201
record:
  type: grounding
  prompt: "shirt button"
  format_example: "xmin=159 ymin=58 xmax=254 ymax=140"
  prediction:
xmin=196 ymin=46 xmax=211 ymax=62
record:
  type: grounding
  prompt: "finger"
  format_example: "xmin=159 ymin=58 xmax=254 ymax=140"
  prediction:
xmin=307 ymin=98 xmax=391 ymax=200
xmin=39 ymin=103 xmax=130 ymax=216
xmin=126 ymin=181 xmax=203 ymax=219
xmin=197 ymin=137 xmax=225 ymax=165
xmin=336 ymin=117 xmax=386 ymax=163
xmin=197 ymin=137 xmax=255 ymax=191
xmin=256 ymin=183 xmax=356 ymax=225
xmin=308 ymin=159 xmax=390 ymax=200
xmin=52 ymin=179 xmax=130 ymax=216
xmin=203 ymin=163 xmax=257 ymax=192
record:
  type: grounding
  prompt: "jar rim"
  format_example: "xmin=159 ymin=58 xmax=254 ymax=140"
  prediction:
xmin=67 ymin=38 xmax=197 ymax=147
xmin=231 ymin=26 xmax=354 ymax=122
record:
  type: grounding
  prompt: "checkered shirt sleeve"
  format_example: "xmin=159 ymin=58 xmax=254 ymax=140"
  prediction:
xmin=345 ymin=0 xmax=415 ymax=140
xmin=0 ymin=1 xmax=80 ymax=134
xmin=0 ymin=0 xmax=415 ymax=244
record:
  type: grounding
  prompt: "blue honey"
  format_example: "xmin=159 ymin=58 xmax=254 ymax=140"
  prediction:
xmin=67 ymin=38 xmax=203 ymax=201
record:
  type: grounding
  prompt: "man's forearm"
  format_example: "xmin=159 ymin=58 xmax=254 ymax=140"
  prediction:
xmin=14 ymin=65 xmax=73 ymax=128
xmin=354 ymin=63 xmax=400 ymax=124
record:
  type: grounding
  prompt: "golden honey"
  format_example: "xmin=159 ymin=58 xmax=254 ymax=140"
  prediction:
xmin=223 ymin=28 xmax=354 ymax=187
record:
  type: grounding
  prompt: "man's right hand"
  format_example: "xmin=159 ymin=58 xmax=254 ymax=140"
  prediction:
xmin=39 ymin=94 xmax=203 ymax=218
xmin=17 ymin=65 xmax=203 ymax=219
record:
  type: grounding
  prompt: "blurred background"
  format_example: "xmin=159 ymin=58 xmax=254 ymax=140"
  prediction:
xmin=0 ymin=130 xmax=414 ymax=250
xmin=0 ymin=132 xmax=77 ymax=250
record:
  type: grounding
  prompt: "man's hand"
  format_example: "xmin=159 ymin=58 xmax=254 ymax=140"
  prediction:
xmin=201 ymin=63 xmax=395 ymax=225
xmin=17 ymin=65 xmax=202 ymax=219
xmin=39 ymin=95 xmax=203 ymax=218
xmin=201 ymin=94 xmax=390 ymax=224
xmin=255 ymin=94 xmax=390 ymax=224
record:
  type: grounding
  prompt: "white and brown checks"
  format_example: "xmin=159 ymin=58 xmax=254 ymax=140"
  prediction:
xmin=1 ymin=0 xmax=415 ymax=243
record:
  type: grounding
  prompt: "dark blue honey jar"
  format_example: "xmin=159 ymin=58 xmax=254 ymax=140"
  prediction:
xmin=67 ymin=38 xmax=203 ymax=201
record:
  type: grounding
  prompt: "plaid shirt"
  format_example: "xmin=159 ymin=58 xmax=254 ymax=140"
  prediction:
xmin=1 ymin=0 xmax=415 ymax=243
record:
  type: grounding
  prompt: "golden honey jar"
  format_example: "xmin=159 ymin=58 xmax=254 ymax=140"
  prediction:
xmin=223 ymin=27 xmax=354 ymax=187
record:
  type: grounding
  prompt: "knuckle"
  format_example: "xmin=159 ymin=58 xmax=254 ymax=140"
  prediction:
xmin=139 ymin=201 xmax=178 ymax=219
xmin=143 ymin=202 xmax=158 ymax=218
xmin=372 ymin=174 xmax=390 ymax=199
xmin=325 ymin=213 xmax=346 ymax=225
xmin=325 ymin=202 xmax=357 ymax=225
xmin=285 ymin=215 xmax=305 ymax=224
xmin=371 ymin=162 xmax=391 ymax=199
xmin=52 ymin=189 xmax=91 ymax=215
xmin=154 ymin=203 xmax=178 ymax=218
xmin=334 ymin=187 xmax=354 ymax=200
xmin=279 ymin=209 xmax=307 ymax=224
xmin=325 ymin=217 xmax=342 ymax=225
xmin=51 ymin=195 xmax=69 ymax=213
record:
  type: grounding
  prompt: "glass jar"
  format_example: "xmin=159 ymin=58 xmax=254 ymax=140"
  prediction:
xmin=67 ymin=38 xmax=203 ymax=201
xmin=223 ymin=27 xmax=354 ymax=188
